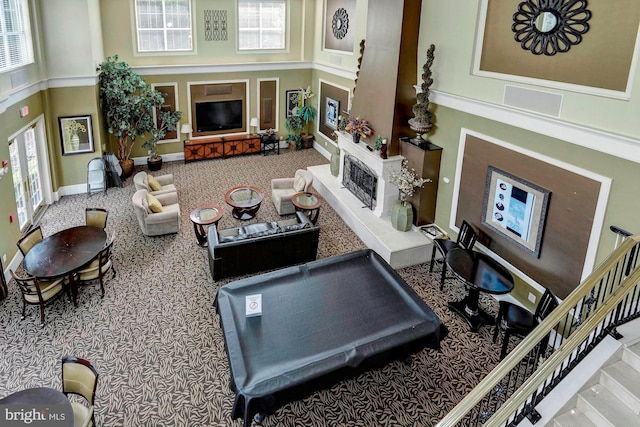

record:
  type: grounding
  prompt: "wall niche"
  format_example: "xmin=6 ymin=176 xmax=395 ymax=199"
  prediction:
xmin=190 ymin=81 xmax=248 ymax=137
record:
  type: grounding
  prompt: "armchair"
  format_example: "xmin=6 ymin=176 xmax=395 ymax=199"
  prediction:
xmin=132 ymin=189 xmax=180 ymax=236
xmin=271 ymin=169 xmax=313 ymax=215
xmin=133 ymin=171 xmax=177 ymax=196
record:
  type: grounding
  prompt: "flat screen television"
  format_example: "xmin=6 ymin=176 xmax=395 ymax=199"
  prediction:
xmin=195 ymin=99 xmax=243 ymax=132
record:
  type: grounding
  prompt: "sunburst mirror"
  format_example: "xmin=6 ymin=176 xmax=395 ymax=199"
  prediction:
xmin=512 ymin=0 xmax=591 ymax=56
xmin=332 ymin=8 xmax=349 ymax=40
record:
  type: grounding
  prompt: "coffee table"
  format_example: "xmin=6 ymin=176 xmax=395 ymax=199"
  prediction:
xmin=225 ymin=186 xmax=264 ymax=220
xmin=190 ymin=204 xmax=224 ymax=247
xmin=291 ymin=192 xmax=321 ymax=225
xmin=445 ymin=248 xmax=514 ymax=331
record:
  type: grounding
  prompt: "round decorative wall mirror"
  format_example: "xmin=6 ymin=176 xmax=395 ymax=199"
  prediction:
xmin=512 ymin=0 xmax=591 ymax=56
xmin=332 ymin=8 xmax=349 ymax=40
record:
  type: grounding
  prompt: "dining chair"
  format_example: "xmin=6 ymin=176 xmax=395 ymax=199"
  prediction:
xmin=493 ymin=288 xmax=559 ymax=360
xmin=61 ymin=356 xmax=99 ymax=427
xmin=75 ymin=231 xmax=116 ymax=299
xmin=16 ymin=226 xmax=44 ymax=256
xmin=429 ymin=220 xmax=478 ymax=290
xmin=87 ymin=157 xmax=107 ymax=197
xmin=85 ymin=208 xmax=108 ymax=229
xmin=10 ymin=269 xmax=67 ymax=327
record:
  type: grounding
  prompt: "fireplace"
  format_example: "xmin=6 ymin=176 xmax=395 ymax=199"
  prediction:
xmin=336 ymin=132 xmax=403 ymax=218
xmin=343 ymin=154 xmax=377 ymax=210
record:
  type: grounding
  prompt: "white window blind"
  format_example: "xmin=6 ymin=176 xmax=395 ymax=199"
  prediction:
xmin=0 ymin=0 xmax=34 ymax=72
xmin=135 ymin=0 xmax=192 ymax=52
xmin=238 ymin=0 xmax=285 ymax=50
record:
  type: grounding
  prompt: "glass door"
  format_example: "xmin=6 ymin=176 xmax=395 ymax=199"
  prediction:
xmin=9 ymin=125 xmax=45 ymax=231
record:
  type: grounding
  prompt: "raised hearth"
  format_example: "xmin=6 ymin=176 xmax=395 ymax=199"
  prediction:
xmin=309 ymin=132 xmax=431 ymax=269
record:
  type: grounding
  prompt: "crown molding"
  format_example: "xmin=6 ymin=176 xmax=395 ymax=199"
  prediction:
xmin=432 ymin=90 xmax=640 ymax=164
xmin=132 ymin=61 xmax=315 ymax=76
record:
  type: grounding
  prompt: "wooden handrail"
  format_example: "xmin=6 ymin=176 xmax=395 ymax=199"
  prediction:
xmin=436 ymin=235 xmax=640 ymax=427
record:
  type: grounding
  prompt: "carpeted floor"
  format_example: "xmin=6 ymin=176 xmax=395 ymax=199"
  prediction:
xmin=0 ymin=148 xmax=507 ymax=426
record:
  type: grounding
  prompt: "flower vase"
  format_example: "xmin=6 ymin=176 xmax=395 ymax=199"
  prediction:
xmin=391 ymin=197 xmax=413 ymax=232
xmin=352 ymin=133 xmax=360 ymax=143
xmin=330 ymin=149 xmax=340 ymax=177
xmin=70 ymin=132 xmax=80 ymax=151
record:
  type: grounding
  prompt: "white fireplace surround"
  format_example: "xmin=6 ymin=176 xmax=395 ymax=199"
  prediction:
xmin=337 ymin=131 xmax=404 ymax=218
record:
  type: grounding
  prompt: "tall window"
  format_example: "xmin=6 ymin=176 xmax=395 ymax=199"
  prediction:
xmin=0 ymin=0 xmax=34 ymax=72
xmin=135 ymin=0 xmax=192 ymax=52
xmin=238 ymin=0 xmax=286 ymax=50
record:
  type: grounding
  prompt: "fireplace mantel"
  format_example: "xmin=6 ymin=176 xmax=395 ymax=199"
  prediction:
xmin=337 ymin=131 xmax=403 ymax=218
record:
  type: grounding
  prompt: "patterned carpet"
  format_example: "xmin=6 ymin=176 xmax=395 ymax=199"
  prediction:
xmin=0 ymin=148 xmax=506 ymax=426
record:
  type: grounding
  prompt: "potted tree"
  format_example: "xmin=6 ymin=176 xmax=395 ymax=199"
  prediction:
xmin=285 ymin=115 xmax=303 ymax=151
xmin=97 ymin=55 xmax=160 ymax=178
xmin=298 ymin=86 xmax=317 ymax=149
xmin=142 ymin=92 xmax=181 ymax=171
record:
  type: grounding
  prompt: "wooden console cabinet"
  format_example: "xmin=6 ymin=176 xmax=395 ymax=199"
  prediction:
xmin=400 ymin=137 xmax=442 ymax=226
xmin=184 ymin=134 xmax=261 ymax=163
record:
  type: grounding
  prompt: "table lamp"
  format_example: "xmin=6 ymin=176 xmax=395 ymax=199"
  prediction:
xmin=180 ymin=123 xmax=192 ymax=141
xmin=250 ymin=117 xmax=259 ymax=135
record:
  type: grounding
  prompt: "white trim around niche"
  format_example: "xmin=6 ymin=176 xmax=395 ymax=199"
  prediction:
xmin=450 ymin=128 xmax=611 ymax=290
xmin=257 ymin=77 xmax=280 ymax=132
xmin=431 ymin=90 xmax=640 ymax=164
xmin=472 ymin=0 xmax=640 ymax=100
xmin=317 ymin=77 xmax=352 ymax=146
xmin=151 ymin=82 xmax=180 ymax=144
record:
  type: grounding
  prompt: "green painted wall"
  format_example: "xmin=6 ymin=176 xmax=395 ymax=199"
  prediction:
xmin=428 ymin=105 xmax=640 ymax=301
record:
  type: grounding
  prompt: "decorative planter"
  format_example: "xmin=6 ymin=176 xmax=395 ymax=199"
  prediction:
xmin=301 ymin=134 xmax=314 ymax=149
xmin=147 ymin=156 xmax=162 ymax=171
xmin=352 ymin=133 xmax=360 ymax=143
xmin=330 ymin=150 xmax=340 ymax=177
xmin=119 ymin=159 xmax=134 ymax=178
xmin=391 ymin=200 xmax=413 ymax=232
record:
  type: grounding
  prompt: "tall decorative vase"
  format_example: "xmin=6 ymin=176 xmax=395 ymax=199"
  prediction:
xmin=352 ymin=133 xmax=360 ymax=143
xmin=330 ymin=148 xmax=340 ymax=177
xmin=70 ymin=132 xmax=80 ymax=151
xmin=391 ymin=198 xmax=413 ymax=232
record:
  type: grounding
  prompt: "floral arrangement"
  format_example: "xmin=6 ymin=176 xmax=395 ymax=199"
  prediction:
xmin=389 ymin=160 xmax=430 ymax=201
xmin=63 ymin=120 xmax=87 ymax=138
xmin=344 ymin=116 xmax=374 ymax=139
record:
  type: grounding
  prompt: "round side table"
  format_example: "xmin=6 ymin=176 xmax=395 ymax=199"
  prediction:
xmin=291 ymin=192 xmax=321 ymax=225
xmin=190 ymin=204 xmax=224 ymax=247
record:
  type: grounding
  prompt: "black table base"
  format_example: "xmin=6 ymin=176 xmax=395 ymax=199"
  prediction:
xmin=448 ymin=296 xmax=496 ymax=332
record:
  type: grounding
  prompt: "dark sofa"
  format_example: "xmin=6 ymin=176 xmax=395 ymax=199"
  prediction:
xmin=207 ymin=211 xmax=319 ymax=280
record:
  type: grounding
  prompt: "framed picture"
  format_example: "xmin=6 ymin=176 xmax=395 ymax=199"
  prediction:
xmin=285 ymin=89 xmax=303 ymax=117
xmin=481 ymin=166 xmax=551 ymax=258
xmin=59 ymin=115 xmax=94 ymax=155
xmin=325 ymin=97 xmax=339 ymax=129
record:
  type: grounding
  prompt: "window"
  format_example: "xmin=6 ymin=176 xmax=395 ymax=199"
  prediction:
xmin=0 ymin=0 xmax=34 ymax=72
xmin=238 ymin=0 xmax=286 ymax=50
xmin=135 ymin=0 xmax=192 ymax=52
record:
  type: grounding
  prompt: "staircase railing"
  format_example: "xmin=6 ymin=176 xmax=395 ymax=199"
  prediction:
xmin=436 ymin=234 xmax=640 ymax=427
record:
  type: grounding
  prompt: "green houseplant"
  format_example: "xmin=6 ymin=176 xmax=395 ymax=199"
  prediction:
xmin=285 ymin=115 xmax=303 ymax=150
xmin=298 ymin=86 xmax=317 ymax=149
xmin=97 ymin=55 xmax=165 ymax=177
xmin=141 ymin=93 xmax=182 ymax=171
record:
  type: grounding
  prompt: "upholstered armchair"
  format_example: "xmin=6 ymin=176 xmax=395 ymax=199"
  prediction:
xmin=271 ymin=169 xmax=314 ymax=215
xmin=131 ymin=189 xmax=180 ymax=236
xmin=133 ymin=171 xmax=177 ymax=196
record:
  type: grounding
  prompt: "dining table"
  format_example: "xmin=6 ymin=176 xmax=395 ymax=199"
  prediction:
xmin=0 ymin=387 xmax=73 ymax=426
xmin=23 ymin=225 xmax=107 ymax=305
xmin=445 ymin=248 xmax=515 ymax=332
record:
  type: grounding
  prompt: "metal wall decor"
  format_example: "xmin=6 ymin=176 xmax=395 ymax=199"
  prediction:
xmin=205 ymin=10 xmax=227 ymax=41
xmin=332 ymin=8 xmax=349 ymax=39
xmin=512 ymin=0 xmax=591 ymax=56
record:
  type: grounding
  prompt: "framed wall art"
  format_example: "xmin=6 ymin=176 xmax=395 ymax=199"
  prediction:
xmin=59 ymin=115 xmax=94 ymax=155
xmin=325 ymin=97 xmax=339 ymax=129
xmin=481 ymin=166 xmax=550 ymax=258
xmin=285 ymin=89 xmax=303 ymax=117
